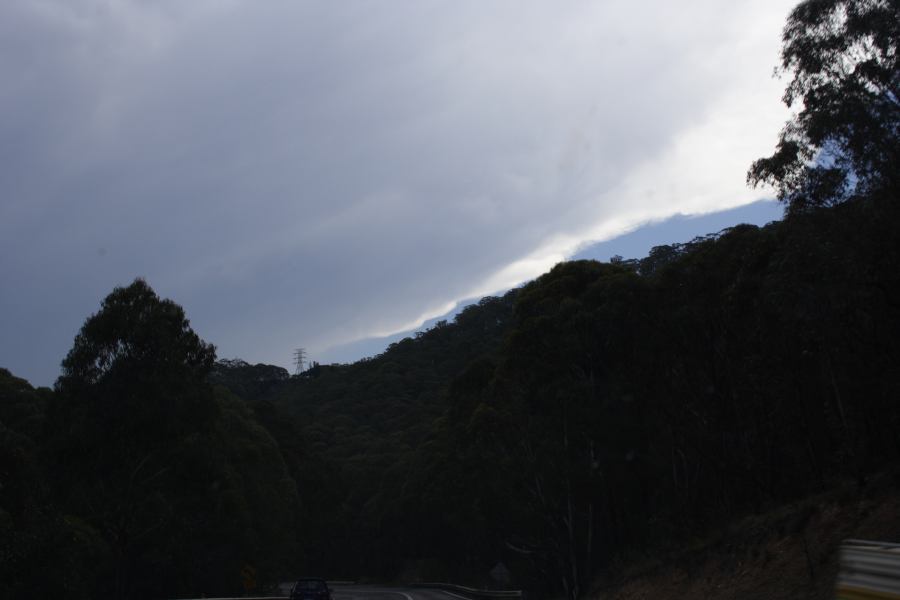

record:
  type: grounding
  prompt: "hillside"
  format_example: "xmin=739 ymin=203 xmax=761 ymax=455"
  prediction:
xmin=207 ymin=190 xmax=900 ymax=595
xmin=4 ymin=190 xmax=899 ymax=598
xmin=602 ymin=473 xmax=900 ymax=600
xmin=209 ymin=290 xmax=518 ymax=575
xmin=420 ymin=192 xmax=900 ymax=597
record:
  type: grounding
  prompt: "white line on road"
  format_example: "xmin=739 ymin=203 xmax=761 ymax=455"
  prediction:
xmin=344 ymin=589 xmax=413 ymax=600
xmin=434 ymin=590 xmax=473 ymax=600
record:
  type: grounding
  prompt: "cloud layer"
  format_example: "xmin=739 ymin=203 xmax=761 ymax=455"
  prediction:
xmin=1 ymin=0 xmax=793 ymax=384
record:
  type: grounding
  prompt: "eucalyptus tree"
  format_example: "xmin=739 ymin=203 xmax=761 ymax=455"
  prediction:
xmin=749 ymin=0 xmax=899 ymax=213
xmin=49 ymin=280 xmax=300 ymax=599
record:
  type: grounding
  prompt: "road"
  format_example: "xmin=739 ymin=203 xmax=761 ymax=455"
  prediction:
xmin=332 ymin=585 xmax=473 ymax=600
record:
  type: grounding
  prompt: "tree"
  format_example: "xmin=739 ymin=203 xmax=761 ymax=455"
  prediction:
xmin=49 ymin=279 xmax=220 ymax=599
xmin=46 ymin=280 xmax=309 ymax=599
xmin=748 ymin=0 xmax=899 ymax=213
xmin=57 ymin=278 xmax=216 ymax=397
xmin=54 ymin=277 xmax=219 ymax=468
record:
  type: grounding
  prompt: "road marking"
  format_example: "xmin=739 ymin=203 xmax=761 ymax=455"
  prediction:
xmin=434 ymin=590 xmax=472 ymax=600
xmin=343 ymin=589 xmax=413 ymax=600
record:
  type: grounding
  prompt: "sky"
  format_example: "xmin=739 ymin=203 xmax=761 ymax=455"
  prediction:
xmin=0 ymin=0 xmax=796 ymax=386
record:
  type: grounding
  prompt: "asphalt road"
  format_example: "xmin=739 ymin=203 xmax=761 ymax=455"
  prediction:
xmin=332 ymin=585 xmax=473 ymax=600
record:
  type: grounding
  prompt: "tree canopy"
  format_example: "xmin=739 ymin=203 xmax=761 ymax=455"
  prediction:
xmin=35 ymin=280 xmax=304 ymax=599
xmin=57 ymin=278 xmax=216 ymax=394
xmin=748 ymin=0 xmax=899 ymax=213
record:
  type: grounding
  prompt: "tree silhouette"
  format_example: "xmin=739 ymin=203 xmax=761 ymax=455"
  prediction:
xmin=748 ymin=0 xmax=899 ymax=213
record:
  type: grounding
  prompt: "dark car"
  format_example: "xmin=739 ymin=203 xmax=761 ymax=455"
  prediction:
xmin=290 ymin=578 xmax=333 ymax=600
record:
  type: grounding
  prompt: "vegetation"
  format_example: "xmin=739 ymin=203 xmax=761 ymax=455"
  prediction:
xmin=2 ymin=282 xmax=304 ymax=598
xmin=748 ymin=0 xmax=899 ymax=212
xmin=425 ymin=196 xmax=900 ymax=598
xmin=4 ymin=192 xmax=897 ymax=598
xmin=1 ymin=0 xmax=897 ymax=598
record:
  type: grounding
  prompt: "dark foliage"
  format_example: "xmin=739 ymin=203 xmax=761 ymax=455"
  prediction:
xmin=262 ymin=291 xmax=520 ymax=578
xmin=429 ymin=193 xmax=900 ymax=599
xmin=210 ymin=359 xmax=290 ymax=402
xmin=2 ymin=194 xmax=898 ymax=598
xmin=748 ymin=0 xmax=900 ymax=213
xmin=1 ymin=281 xmax=305 ymax=599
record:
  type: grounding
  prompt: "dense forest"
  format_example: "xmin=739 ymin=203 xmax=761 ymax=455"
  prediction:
xmin=1 ymin=0 xmax=897 ymax=598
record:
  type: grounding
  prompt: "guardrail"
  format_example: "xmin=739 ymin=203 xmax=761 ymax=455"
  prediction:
xmin=837 ymin=539 xmax=900 ymax=600
xmin=410 ymin=582 xmax=523 ymax=599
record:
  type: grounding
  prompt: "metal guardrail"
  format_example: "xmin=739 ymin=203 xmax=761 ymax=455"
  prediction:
xmin=837 ymin=539 xmax=900 ymax=600
xmin=410 ymin=582 xmax=523 ymax=599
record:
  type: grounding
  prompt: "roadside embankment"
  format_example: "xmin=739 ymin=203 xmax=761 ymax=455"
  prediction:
xmin=596 ymin=473 xmax=900 ymax=600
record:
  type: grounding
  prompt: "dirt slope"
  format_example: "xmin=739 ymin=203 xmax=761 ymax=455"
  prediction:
xmin=597 ymin=474 xmax=900 ymax=600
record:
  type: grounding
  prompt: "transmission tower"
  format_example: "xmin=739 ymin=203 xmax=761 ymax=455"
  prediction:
xmin=293 ymin=348 xmax=307 ymax=375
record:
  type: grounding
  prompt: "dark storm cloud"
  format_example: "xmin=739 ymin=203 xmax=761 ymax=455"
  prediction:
xmin=1 ymin=0 xmax=793 ymax=384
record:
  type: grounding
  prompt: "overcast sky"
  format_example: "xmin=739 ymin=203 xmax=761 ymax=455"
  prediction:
xmin=1 ymin=0 xmax=795 ymax=386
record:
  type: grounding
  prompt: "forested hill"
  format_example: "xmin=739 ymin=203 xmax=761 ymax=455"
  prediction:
xmin=419 ymin=192 xmax=900 ymax=597
xmin=208 ymin=191 xmax=900 ymax=595
xmin=3 ymin=189 xmax=899 ymax=598
xmin=211 ymin=289 xmax=517 ymax=474
xmin=210 ymin=290 xmax=519 ymax=577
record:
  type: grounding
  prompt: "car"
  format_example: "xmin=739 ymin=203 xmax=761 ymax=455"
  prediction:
xmin=290 ymin=578 xmax=333 ymax=600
